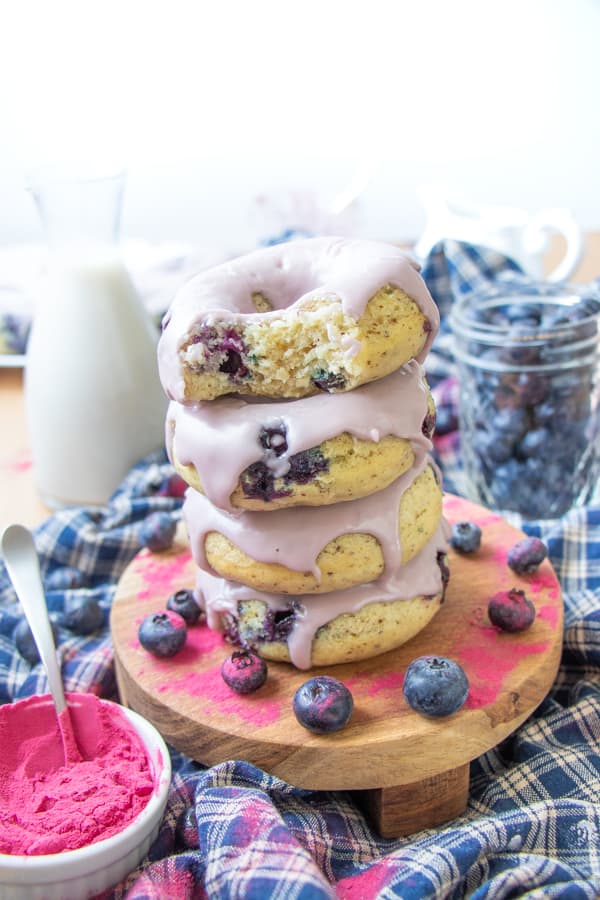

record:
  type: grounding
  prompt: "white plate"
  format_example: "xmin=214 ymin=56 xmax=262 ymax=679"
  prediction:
xmin=0 ymin=354 xmax=25 ymax=368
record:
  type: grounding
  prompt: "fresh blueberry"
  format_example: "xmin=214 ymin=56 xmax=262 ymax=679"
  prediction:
xmin=45 ymin=566 xmax=87 ymax=591
xmin=166 ymin=589 xmax=202 ymax=625
xmin=156 ymin=473 xmax=188 ymax=498
xmin=450 ymin=521 xmax=482 ymax=554
xmin=491 ymin=407 xmax=530 ymax=441
xmin=488 ymin=588 xmax=536 ymax=632
xmin=64 ymin=596 xmax=104 ymax=635
xmin=139 ymin=513 xmax=177 ymax=552
xmin=473 ymin=429 xmax=514 ymax=464
xmin=516 ymin=428 xmax=551 ymax=459
xmin=292 ymin=676 xmax=354 ymax=734
xmin=221 ymin=649 xmax=268 ymax=694
xmin=507 ymin=537 xmax=548 ymax=575
xmin=14 ymin=617 xmax=60 ymax=665
xmin=176 ymin=806 xmax=199 ymax=849
xmin=138 ymin=610 xmax=187 ymax=657
xmin=433 ymin=406 xmax=458 ymax=436
xmin=402 ymin=656 xmax=469 ymax=717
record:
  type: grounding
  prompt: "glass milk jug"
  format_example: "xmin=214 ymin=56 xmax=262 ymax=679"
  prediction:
xmin=25 ymin=168 xmax=167 ymax=508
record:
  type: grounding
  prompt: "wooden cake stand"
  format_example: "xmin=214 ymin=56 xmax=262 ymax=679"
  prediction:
xmin=110 ymin=494 xmax=563 ymax=837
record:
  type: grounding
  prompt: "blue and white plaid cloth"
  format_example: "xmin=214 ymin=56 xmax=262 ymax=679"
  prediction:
xmin=1 ymin=241 xmax=599 ymax=898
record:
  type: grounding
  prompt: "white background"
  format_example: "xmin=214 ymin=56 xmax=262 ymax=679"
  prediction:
xmin=1 ymin=0 xmax=599 ymax=253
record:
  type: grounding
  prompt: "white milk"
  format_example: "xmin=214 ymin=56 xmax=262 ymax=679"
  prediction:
xmin=25 ymin=251 xmax=167 ymax=508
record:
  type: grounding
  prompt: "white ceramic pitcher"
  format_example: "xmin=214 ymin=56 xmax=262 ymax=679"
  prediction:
xmin=414 ymin=185 xmax=583 ymax=281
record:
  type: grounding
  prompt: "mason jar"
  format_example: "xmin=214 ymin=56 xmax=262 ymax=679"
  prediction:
xmin=449 ymin=281 xmax=600 ymax=519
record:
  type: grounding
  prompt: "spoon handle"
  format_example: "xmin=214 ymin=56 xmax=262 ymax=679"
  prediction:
xmin=2 ymin=524 xmax=67 ymax=715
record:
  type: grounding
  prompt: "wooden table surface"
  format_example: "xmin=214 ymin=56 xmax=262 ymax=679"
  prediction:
xmin=1 ymin=234 xmax=599 ymax=534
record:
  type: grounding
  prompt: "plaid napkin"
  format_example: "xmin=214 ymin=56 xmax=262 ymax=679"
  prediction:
xmin=1 ymin=241 xmax=599 ymax=899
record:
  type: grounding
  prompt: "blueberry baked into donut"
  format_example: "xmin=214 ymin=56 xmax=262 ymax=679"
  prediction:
xmin=167 ymin=360 xmax=436 ymax=511
xmin=158 ymin=237 xmax=440 ymax=403
xmin=193 ymin=527 xmax=450 ymax=669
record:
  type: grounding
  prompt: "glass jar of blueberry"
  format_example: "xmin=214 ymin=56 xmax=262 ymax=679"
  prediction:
xmin=449 ymin=281 xmax=600 ymax=519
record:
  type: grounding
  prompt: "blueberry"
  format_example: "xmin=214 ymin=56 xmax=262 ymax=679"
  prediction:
xmin=64 ymin=596 xmax=104 ymax=635
xmin=219 ymin=349 xmax=246 ymax=376
xmin=14 ymin=618 xmax=60 ymax=665
xmin=166 ymin=589 xmax=202 ymax=625
xmin=218 ymin=330 xmax=248 ymax=378
xmin=240 ymin=448 xmax=328 ymax=502
xmin=156 ymin=473 xmax=187 ymax=498
xmin=450 ymin=521 xmax=482 ymax=554
xmin=432 ymin=406 xmax=458 ymax=436
xmin=138 ymin=610 xmax=187 ymax=657
xmin=176 ymin=806 xmax=199 ymax=849
xmin=422 ymin=410 xmax=437 ymax=439
xmin=258 ymin=423 xmax=288 ymax=456
xmin=221 ymin=649 xmax=267 ymax=694
xmin=507 ymin=537 xmax=548 ymax=575
xmin=312 ymin=370 xmax=346 ymax=392
xmin=488 ymin=588 xmax=536 ymax=632
xmin=286 ymin=448 xmax=329 ymax=484
xmin=491 ymin=407 xmax=530 ymax=441
xmin=402 ymin=656 xmax=469 ymax=717
xmin=45 ymin=566 xmax=87 ymax=591
xmin=473 ymin=429 xmax=514 ymax=464
xmin=516 ymin=428 xmax=551 ymax=459
xmin=269 ymin=607 xmax=297 ymax=642
xmin=139 ymin=513 xmax=177 ymax=552
xmin=292 ymin=676 xmax=354 ymax=734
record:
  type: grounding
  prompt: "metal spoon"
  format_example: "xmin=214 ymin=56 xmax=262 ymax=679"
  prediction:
xmin=2 ymin=523 xmax=81 ymax=761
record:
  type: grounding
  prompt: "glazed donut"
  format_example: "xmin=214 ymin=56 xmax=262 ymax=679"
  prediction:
xmin=194 ymin=522 xmax=450 ymax=669
xmin=167 ymin=361 xmax=436 ymax=511
xmin=158 ymin=237 xmax=440 ymax=403
xmin=183 ymin=456 xmax=443 ymax=595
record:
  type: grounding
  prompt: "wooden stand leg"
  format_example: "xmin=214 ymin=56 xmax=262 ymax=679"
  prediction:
xmin=355 ymin=763 xmax=470 ymax=838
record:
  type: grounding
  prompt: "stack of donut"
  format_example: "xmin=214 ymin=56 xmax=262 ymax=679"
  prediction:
xmin=157 ymin=237 xmax=449 ymax=670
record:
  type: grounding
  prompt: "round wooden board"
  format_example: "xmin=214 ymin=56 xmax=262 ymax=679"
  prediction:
xmin=110 ymin=494 xmax=563 ymax=794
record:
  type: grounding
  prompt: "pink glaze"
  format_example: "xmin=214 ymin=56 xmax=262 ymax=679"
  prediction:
xmin=193 ymin=519 xmax=449 ymax=670
xmin=158 ymin=237 xmax=440 ymax=404
xmin=0 ymin=693 xmax=156 ymax=856
xmin=167 ymin=360 xmax=432 ymax=510
xmin=184 ymin=455 xmax=436 ymax=585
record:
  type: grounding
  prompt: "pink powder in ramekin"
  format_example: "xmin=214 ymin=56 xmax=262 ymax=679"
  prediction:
xmin=0 ymin=693 xmax=156 ymax=856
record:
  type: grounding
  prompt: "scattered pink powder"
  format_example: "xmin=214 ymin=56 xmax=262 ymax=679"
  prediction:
xmin=460 ymin=628 xmax=549 ymax=709
xmin=7 ymin=452 xmax=33 ymax=473
xmin=0 ymin=693 xmax=156 ymax=856
xmin=161 ymin=667 xmax=283 ymax=726
xmin=536 ymin=603 xmax=561 ymax=629
xmin=133 ymin=550 xmax=191 ymax=601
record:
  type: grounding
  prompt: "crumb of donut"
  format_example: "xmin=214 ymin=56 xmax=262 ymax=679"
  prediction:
xmin=180 ymin=287 xmax=429 ymax=401
xmin=170 ymin=388 xmax=435 ymax=511
xmin=251 ymin=292 xmax=272 ymax=313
